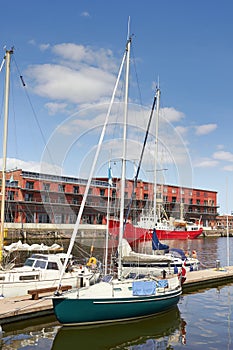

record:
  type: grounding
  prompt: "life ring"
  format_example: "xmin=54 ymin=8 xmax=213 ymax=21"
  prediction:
xmin=87 ymin=256 xmax=97 ymax=267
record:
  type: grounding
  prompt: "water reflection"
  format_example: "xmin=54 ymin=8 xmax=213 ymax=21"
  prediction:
xmin=51 ymin=306 xmax=185 ymax=350
xmin=0 ymin=316 xmax=59 ymax=350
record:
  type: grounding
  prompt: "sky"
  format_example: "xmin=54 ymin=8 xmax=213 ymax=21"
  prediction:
xmin=0 ymin=0 xmax=233 ymax=215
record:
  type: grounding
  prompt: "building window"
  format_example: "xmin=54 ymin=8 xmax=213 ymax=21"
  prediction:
xmin=25 ymin=193 xmax=33 ymax=202
xmin=163 ymin=196 xmax=168 ymax=202
xmin=204 ymin=200 xmax=208 ymax=206
xmin=58 ymin=184 xmax=65 ymax=192
xmin=196 ymin=199 xmax=200 ymax=205
xmin=7 ymin=191 xmax=14 ymax=200
xmin=42 ymin=194 xmax=50 ymax=203
xmin=163 ymin=187 xmax=167 ymax=193
xmin=196 ymin=191 xmax=200 ymax=196
xmin=100 ymin=189 xmax=105 ymax=196
xmin=38 ymin=214 xmax=50 ymax=223
xmin=144 ymin=193 xmax=148 ymax=200
xmin=189 ymin=199 xmax=193 ymax=204
xmin=26 ymin=181 xmax=34 ymax=189
xmin=73 ymin=186 xmax=79 ymax=194
xmin=72 ymin=198 xmax=79 ymax=204
xmin=112 ymin=190 xmax=116 ymax=199
xmin=58 ymin=196 xmax=65 ymax=204
xmin=172 ymin=197 xmax=176 ymax=203
xmin=43 ymin=183 xmax=50 ymax=191
xmin=189 ymin=191 xmax=192 ymax=196
xmin=172 ymin=188 xmax=176 ymax=193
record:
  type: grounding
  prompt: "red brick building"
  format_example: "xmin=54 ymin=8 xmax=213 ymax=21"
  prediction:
xmin=0 ymin=169 xmax=218 ymax=228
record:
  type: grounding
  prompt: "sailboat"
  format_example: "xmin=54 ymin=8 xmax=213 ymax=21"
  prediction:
xmin=52 ymin=31 xmax=182 ymax=326
xmin=118 ymin=228 xmax=199 ymax=278
xmin=136 ymin=86 xmax=203 ymax=239
xmin=0 ymin=49 xmax=101 ymax=298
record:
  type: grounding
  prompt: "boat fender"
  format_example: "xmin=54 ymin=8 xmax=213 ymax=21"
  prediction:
xmin=87 ymin=257 xmax=97 ymax=267
xmin=192 ymin=250 xmax=197 ymax=259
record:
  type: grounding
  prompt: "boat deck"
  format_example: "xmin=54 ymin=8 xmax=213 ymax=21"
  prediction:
xmin=1 ymin=266 xmax=233 ymax=325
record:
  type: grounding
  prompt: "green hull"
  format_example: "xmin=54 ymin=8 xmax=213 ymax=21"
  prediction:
xmin=52 ymin=289 xmax=181 ymax=326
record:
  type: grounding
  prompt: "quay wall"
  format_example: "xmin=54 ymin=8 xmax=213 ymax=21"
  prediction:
xmin=2 ymin=223 xmax=233 ymax=240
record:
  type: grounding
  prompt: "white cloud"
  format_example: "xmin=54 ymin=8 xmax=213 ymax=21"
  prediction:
xmin=39 ymin=43 xmax=50 ymax=51
xmin=213 ymin=150 xmax=233 ymax=162
xmin=1 ymin=158 xmax=62 ymax=174
xmin=81 ymin=11 xmax=90 ymax=17
xmin=161 ymin=107 xmax=184 ymax=122
xmin=194 ymin=158 xmax=219 ymax=168
xmin=223 ymin=165 xmax=233 ymax=171
xmin=45 ymin=102 xmax=68 ymax=115
xmin=195 ymin=123 xmax=217 ymax=135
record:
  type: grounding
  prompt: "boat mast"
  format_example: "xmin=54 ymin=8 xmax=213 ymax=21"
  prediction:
xmin=153 ymin=87 xmax=160 ymax=224
xmin=56 ymin=46 xmax=127 ymax=288
xmin=118 ymin=34 xmax=131 ymax=280
xmin=0 ymin=48 xmax=13 ymax=263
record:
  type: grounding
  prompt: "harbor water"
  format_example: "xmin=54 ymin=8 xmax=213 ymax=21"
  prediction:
xmin=0 ymin=235 xmax=233 ymax=349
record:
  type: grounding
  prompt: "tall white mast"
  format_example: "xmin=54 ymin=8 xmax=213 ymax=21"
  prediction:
xmin=153 ymin=87 xmax=160 ymax=224
xmin=118 ymin=33 xmax=131 ymax=280
xmin=0 ymin=48 xmax=13 ymax=263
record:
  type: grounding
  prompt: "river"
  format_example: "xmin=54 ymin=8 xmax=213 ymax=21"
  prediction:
xmin=0 ymin=236 xmax=232 ymax=349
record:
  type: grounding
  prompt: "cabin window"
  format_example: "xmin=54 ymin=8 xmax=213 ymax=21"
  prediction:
xmin=47 ymin=262 xmax=59 ymax=270
xmin=24 ymin=258 xmax=35 ymax=267
xmin=34 ymin=260 xmax=47 ymax=269
xmin=19 ymin=275 xmax=39 ymax=281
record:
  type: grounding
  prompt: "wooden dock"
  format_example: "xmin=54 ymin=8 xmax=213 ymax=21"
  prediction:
xmin=1 ymin=266 xmax=233 ymax=325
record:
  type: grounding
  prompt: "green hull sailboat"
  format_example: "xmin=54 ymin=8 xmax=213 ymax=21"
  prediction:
xmin=52 ymin=21 xmax=182 ymax=326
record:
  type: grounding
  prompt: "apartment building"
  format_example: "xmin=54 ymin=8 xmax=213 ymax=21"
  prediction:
xmin=0 ymin=169 xmax=218 ymax=227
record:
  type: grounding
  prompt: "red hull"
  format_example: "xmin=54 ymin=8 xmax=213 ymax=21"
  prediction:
xmin=148 ymin=227 xmax=203 ymax=240
xmin=109 ymin=219 xmax=203 ymax=242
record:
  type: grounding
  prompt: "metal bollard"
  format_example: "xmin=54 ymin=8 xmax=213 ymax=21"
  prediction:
xmin=216 ymin=260 xmax=220 ymax=270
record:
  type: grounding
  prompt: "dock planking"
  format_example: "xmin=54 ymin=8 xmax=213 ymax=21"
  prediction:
xmin=1 ymin=266 xmax=233 ymax=325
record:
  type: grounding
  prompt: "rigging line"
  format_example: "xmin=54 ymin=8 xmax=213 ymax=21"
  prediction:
xmin=12 ymin=56 xmax=55 ymax=169
xmin=123 ymin=89 xmax=158 ymax=227
xmin=130 ymin=42 xmax=144 ymax=110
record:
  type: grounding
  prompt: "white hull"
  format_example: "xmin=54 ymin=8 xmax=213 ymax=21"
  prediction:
xmin=0 ymin=253 xmax=100 ymax=298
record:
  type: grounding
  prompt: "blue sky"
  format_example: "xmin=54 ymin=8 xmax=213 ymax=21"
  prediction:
xmin=0 ymin=0 xmax=233 ymax=215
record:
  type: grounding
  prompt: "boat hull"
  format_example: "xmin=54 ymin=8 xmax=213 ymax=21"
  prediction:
xmin=52 ymin=289 xmax=181 ymax=326
xmin=109 ymin=219 xmax=203 ymax=241
xmin=151 ymin=228 xmax=203 ymax=240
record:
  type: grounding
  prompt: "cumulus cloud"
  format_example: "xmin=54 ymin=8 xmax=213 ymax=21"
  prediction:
xmin=161 ymin=107 xmax=184 ymax=122
xmin=223 ymin=165 xmax=233 ymax=171
xmin=194 ymin=158 xmax=219 ymax=168
xmin=45 ymin=102 xmax=68 ymax=115
xmin=25 ymin=43 xmax=118 ymax=107
xmin=213 ymin=150 xmax=233 ymax=162
xmin=0 ymin=158 xmax=62 ymax=174
xmin=195 ymin=123 xmax=217 ymax=135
